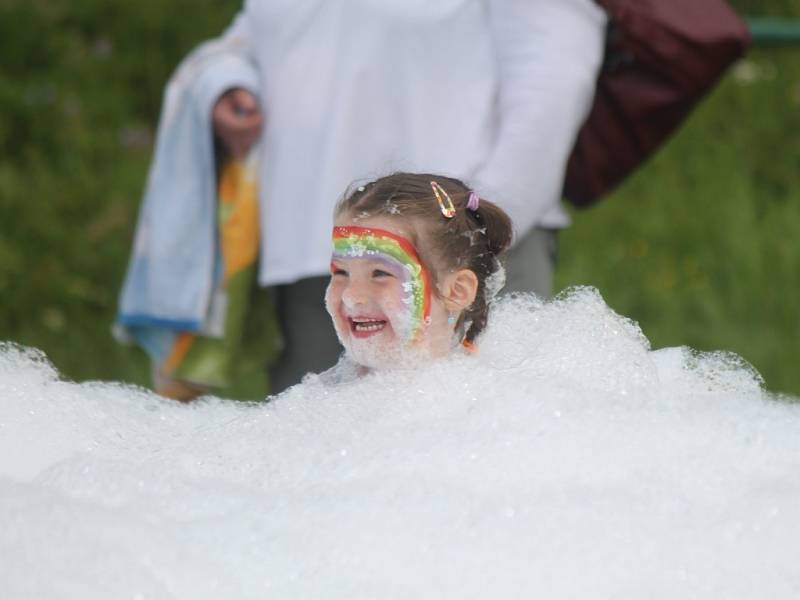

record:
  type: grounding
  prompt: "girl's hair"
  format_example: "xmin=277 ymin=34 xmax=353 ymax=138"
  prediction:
xmin=334 ymin=172 xmax=513 ymax=343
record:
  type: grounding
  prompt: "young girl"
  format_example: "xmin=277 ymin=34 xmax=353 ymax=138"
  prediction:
xmin=325 ymin=172 xmax=513 ymax=373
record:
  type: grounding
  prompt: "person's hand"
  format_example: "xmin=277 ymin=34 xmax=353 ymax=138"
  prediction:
xmin=212 ymin=88 xmax=263 ymax=160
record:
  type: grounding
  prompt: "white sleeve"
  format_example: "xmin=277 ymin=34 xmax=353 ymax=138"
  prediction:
xmin=473 ymin=0 xmax=607 ymax=240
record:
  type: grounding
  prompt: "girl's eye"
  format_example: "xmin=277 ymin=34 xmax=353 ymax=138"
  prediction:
xmin=331 ymin=267 xmax=348 ymax=277
xmin=372 ymin=269 xmax=393 ymax=278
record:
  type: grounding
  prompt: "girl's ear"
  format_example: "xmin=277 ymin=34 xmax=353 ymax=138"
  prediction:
xmin=441 ymin=268 xmax=479 ymax=311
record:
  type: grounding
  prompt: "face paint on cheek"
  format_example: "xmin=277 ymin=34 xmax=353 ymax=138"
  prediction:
xmin=332 ymin=226 xmax=431 ymax=343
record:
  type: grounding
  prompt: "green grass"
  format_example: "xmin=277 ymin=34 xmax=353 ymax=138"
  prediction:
xmin=1 ymin=1 xmax=799 ymax=397
xmin=557 ymin=47 xmax=800 ymax=395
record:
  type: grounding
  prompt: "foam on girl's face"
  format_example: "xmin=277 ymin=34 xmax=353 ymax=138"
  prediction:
xmin=329 ymin=225 xmax=431 ymax=354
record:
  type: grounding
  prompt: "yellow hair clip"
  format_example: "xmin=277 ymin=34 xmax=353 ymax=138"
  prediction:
xmin=430 ymin=181 xmax=456 ymax=219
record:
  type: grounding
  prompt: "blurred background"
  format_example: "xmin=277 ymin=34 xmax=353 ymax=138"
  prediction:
xmin=0 ymin=0 xmax=798 ymax=399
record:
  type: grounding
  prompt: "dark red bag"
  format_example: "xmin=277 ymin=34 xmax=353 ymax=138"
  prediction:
xmin=563 ymin=0 xmax=751 ymax=207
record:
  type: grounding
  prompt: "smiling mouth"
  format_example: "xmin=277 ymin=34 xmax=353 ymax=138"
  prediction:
xmin=349 ymin=317 xmax=387 ymax=338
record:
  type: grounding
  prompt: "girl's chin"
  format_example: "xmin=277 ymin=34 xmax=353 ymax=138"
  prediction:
xmin=332 ymin=318 xmax=446 ymax=370
xmin=343 ymin=335 xmax=400 ymax=369
xmin=342 ymin=336 xmax=440 ymax=371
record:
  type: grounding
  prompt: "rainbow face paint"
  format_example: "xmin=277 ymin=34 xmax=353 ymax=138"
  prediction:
xmin=331 ymin=226 xmax=431 ymax=342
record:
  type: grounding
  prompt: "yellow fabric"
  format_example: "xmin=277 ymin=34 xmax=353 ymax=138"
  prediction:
xmin=160 ymin=155 xmax=260 ymax=391
xmin=218 ymin=157 xmax=260 ymax=285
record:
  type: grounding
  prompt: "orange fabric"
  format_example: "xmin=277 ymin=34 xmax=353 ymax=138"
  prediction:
xmin=163 ymin=331 xmax=196 ymax=374
xmin=218 ymin=161 xmax=260 ymax=285
xmin=156 ymin=158 xmax=260 ymax=396
xmin=462 ymin=339 xmax=478 ymax=354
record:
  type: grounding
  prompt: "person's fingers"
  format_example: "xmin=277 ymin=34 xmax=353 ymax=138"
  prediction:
xmin=213 ymin=94 xmax=263 ymax=129
xmin=216 ymin=110 xmax=263 ymax=134
xmin=225 ymin=133 xmax=261 ymax=159
xmin=230 ymin=88 xmax=260 ymax=116
xmin=212 ymin=89 xmax=264 ymax=159
xmin=229 ymin=127 xmax=263 ymax=159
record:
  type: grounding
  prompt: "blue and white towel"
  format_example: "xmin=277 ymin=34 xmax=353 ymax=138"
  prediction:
xmin=117 ymin=30 xmax=259 ymax=335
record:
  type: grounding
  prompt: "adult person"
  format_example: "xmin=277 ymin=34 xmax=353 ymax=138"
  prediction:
xmin=117 ymin=0 xmax=608 ymax=397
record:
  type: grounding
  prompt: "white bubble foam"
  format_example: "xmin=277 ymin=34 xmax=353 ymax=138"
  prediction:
xmin=483 ymin=262 xmax=506 ymax=302
xmin=2 ymin=289 xmax=799 ymax=599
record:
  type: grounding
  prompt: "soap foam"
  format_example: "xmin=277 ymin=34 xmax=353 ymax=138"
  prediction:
xmin=1 ymin=289 xmax=799 ymax=599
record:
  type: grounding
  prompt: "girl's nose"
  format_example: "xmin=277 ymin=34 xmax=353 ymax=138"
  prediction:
xmin=341 ymin=279 xmax=369 ymax=308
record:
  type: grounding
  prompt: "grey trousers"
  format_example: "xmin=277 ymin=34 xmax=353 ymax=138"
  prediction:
xmin=268 ymin=277 xmax=343 ymax=394
xmin=268 ymin=227 xmax=558 ymax=393
xmin=502 ymin=227 xmax=558 ymax=297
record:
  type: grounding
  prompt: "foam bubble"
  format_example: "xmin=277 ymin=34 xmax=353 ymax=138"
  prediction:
xmin=483 ymin=262 xmax=506 ymax=302
xmin=1 ymin=290 xmax=799 ymax=598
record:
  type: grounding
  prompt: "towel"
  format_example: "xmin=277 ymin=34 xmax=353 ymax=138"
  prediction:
xmin=117 ymin=33 xmax=259 ymax=333
xmin=123 ymin=154 xmax=260 ymax=389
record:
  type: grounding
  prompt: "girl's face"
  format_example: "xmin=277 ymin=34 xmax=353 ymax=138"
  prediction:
xmin=325 ymin=215 xmax=456 ymax=369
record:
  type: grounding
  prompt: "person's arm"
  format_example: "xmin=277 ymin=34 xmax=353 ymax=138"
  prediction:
xmin=118 ymin=11 xmax=263 ymax=331
xmin=205 ymin=11 xmax=263 ymax=159
xmin=213 ymin=87 xmax=263 ymax=160
xmin=162 ymin=11 xmax=263 ymax=160
xmin=473 ymin=0 xmax=607 ymax=239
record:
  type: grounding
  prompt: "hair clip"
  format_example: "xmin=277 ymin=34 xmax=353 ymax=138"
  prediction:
xmin=430 ymin=181 xmax=456 ymax=219
xmin=466 ymin=191 xmax=480 ymax=211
